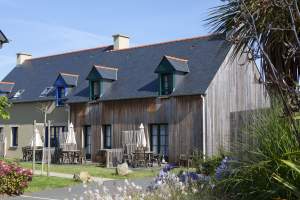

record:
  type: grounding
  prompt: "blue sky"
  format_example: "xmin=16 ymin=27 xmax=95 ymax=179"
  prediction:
xmin=0 ymin=0 xmax=221 ymax=79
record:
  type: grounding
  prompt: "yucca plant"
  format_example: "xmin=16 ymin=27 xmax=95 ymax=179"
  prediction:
xmin=216 ymin=102 xmax=300 ymax=200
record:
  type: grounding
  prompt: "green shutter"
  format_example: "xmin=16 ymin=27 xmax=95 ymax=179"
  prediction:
xmin=171 ymin=74 xmax=175 ymax=92
xmin=159 ymin=74 xmax=162 ymax=95
xmin=99 ymin=81 xmax=102 ymax=97
xmin=89 ymin=80 xmax=93 ymax=100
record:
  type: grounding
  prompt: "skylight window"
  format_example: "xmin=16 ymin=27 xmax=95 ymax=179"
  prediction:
xmin=12 ymin=89 xmax=25 ymax=98
xmin=40 ymin=86 xmax=54 ymax=97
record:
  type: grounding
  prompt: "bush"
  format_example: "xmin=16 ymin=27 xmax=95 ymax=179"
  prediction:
xmin=192 ymin=150 xmax=224 ymax=176
xmin=0 ymin=160 xmax=33 ymax=195
xmin=216 ymin=102 xmax=300 ymax=200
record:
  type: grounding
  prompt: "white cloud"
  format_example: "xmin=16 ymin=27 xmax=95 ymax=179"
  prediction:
xmin=5 ymin=19 xmax=111 ymax=56
xmin=0 ymin=19 xmax=112 ymax=79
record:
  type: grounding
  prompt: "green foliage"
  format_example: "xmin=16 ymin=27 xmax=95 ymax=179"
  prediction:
xmin=217 ymin=103 xmax=300 ymax=200
xmin=0 ymin=96 xmax=10 ymax=120
xmin=195 ymin=155 xmax=223 ymax=176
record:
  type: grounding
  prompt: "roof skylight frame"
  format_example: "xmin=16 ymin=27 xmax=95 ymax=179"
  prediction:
xmin=12 ymin=89 xmax=25 ymax=98
xmin=39 ymin=86 xmax=54 ymax=97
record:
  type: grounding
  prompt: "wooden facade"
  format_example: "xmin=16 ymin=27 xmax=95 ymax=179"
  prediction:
xmin=70 ymin=49 xmax=270 ymax=163
xmin=204 ymin=49 xmax=270 ymax=156
xmin=70 ymin=96 xmax=203 ymax=162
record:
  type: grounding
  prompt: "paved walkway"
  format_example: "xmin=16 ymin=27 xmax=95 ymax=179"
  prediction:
xmin=10 ymin=178 xmax=153 ymax=200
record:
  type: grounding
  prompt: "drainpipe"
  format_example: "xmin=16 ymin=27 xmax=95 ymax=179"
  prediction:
xmin=201 ymin=95 xmax=206 ymax=159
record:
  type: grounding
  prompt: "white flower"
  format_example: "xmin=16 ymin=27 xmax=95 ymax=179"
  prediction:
xmin=103 ymin=186 xmax=108 ymax=193
xmin=117 ymin=186 xmax=123 ymax=192
xmin=125 ymin=179 xmax=129 ymax=185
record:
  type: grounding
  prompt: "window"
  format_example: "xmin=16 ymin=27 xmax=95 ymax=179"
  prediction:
xmin=90 ymin=81 xmax=101 ymax=100
xmin=56 ymin=87 xmax=65 ymax=106
xmin=11 ymin=127 xmax=18 ymax=147
xmin=160 ymin=74 xmax=173 ymax=95
xmin=45 ymin=126 xmax=66 ymax=147
xmin=150 ymin=124 xmax=168 ymax=158
xmin=103 ymin=125 xmax=112 ymax=149
xmin=84 ymin=126 xmax=92 ymax=160
xmin=40 ymin=86 xmax=54 ymax=97
xmin=0 ymin=127 xmax=4 ymax=143
xmin=12 ymin=89 xmax=25 ymax=98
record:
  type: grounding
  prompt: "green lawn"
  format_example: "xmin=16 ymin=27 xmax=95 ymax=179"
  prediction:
xmin=25 ymin=176 xmax=78 ymax=193
xmin=2 ymin=158 xmax=193 ymax=180
xmin=18 ymin=161 xmax=160 ymax=179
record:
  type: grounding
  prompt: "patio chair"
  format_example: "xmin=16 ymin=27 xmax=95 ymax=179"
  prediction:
xmin=78 ymin=149 xmax=86 ymax=164
xmin=179 ymin=154 xmax=192 ymax=168
xmin=123 ymin=144 xmax=135 ymax=166
xmin=133 ymin=147 xmax=147 ymax=168
xmin=22 ymin=146 xmax=28 ymax=161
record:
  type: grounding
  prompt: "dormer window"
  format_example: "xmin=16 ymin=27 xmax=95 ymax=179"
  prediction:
xmin=86 ymin=65 xmax=118 ymax=101
xmin=160 ymin=74 xmax=173 ymax=95
xmin=54 ymin=72 xmax=79 ymax=106
xmin=90 ymin=80 xmax=101 ymax=100
xmin=155 ymin=55 xmax=189 ymax=96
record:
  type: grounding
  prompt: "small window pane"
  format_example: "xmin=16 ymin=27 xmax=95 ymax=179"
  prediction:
xmin=152 ymin=136 xmax=158 ymax=145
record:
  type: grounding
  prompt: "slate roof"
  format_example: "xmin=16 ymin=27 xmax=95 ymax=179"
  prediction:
xmin=2 ymin=33 xmax=231 ymax=103
xmin=0 ymin=30 xmax=8 ymax=44
xmin=0 ymin=82 xmax=15 ymax=93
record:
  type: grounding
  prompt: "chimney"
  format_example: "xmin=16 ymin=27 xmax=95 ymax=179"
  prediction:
xmin=17 ymin=53 xmax=32 ymax=65
xmin=112 ymin=34 xmax=129 ymax=50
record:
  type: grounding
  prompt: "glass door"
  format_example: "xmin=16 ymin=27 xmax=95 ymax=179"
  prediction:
xmin=150 ymin=124 xmax=169 ymax=160
xmin=84 ymin=126 xmax=92 ymax=160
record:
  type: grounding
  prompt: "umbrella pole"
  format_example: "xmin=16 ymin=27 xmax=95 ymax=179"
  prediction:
xmin=47 ymin=120 xmax=51 ymax=177
xmin=32 ymin=120 xmax=36 ymax=175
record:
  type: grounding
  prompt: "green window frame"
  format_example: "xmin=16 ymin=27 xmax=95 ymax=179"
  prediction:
xmin=159 ymin=74 xmax=174 ymax=95
xmin=89 ymin=80 xmax=102 ymax=100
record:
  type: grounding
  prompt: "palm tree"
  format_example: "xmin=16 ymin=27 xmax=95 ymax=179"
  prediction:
xmin=206 ymin=0 xmax=300 ymax=140
xmin=207 ymin=0 xmax=300 ymax=110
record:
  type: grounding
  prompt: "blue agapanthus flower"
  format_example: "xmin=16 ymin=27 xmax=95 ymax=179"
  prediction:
xmin=215 ymin=156 xmax=231 ymax=180
xmin=162 ymin=163 xmax=177 ymax=172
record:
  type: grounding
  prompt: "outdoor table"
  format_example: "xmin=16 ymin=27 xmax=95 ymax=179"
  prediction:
xmin=98 ymin=149 xmax=123 ymax=168
xmin=24 ymin=148 xmax=43 ymax=161
xmin=61 ymin=150 xmax=80 ymax=164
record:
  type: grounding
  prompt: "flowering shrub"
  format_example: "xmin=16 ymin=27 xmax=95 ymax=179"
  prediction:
xmin=72 ymin=164 xmax=216 ymax=200
xmin=0 ymin=160 xmax=33 ymax=195
xmin=215 ymin=157 xmax=231 ymax=181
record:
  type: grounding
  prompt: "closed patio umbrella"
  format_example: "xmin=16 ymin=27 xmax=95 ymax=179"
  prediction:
xmin=66 ymin=123 xmax=77 ymax=145
xmin=30 ymin=128 xmax=44 ymax=147
xmin=139 ymin=123 xmax=147 ymax=148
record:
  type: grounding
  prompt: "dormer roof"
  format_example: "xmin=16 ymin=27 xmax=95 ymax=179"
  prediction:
xmin=86 ymin=65 xmax=118 ymax=81
xmin=155 ymin=56 xmax=189 ymax=74
xmin=54 ymin=72 xmax=79 ymax=87
xmin=0 ymin=30 xmax=8 ymax=44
